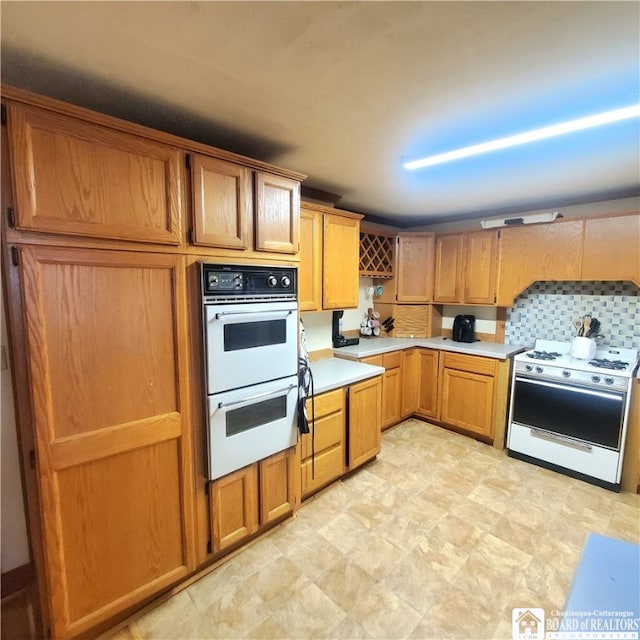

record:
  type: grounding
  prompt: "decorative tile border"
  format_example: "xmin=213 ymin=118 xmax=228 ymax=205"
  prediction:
xmin=505 ymin=281 xmax=640 ymax=349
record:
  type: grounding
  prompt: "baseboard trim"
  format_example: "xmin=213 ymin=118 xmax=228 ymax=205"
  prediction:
xmin=1 ymin=563 xmax=33 ymax=598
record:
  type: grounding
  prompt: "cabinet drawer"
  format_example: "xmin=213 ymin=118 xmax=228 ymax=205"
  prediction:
xmin=306 ymin=388 xmax=343 ymax=419
xmin=300 ymin=411 xmax=344 ymax=459
xmin=442 ymin=352 xmax=496 ymax=376
xmin=382 ymin=351 xmax=402 ymax=369
xmin=301 ymin=445 xmax=345 ymax=497
xmin=360 ymin=355 xmax=383 ymax=367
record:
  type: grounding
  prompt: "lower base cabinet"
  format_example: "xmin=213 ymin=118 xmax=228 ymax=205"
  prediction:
xmin=417 ymin=349 xmax=440 ymax=419
xmin=348 ymin=376 xmax=382 ymax=469
xmin=210 ymin=447 xmax=299 ymax=553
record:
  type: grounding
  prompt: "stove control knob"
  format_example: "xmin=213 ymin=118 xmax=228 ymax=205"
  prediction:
xmin=280 ymin=275 xmax=291 ymax=288
xmin=267 ymin=275 xmax=278 ymax=288
xmin=591 ymin=375 xmax=601 ymax=384
xmin=535 ymin=366 xmax=543 ymax=374
xmin=562 ymin=370 xmax=571 ymax=378
xmin=525 ymin=364 xmax=533 ymax=372
xmin=604 ymin=377 xmax=615 ymax=385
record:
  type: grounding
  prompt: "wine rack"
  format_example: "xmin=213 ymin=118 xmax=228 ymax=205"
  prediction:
xmin=359 ymin=230 xmax=395 ymax=277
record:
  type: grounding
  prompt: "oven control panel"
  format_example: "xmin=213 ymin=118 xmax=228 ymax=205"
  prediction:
xmin=515 ymin=360 xmax=628 ymax=391
xmin=201 ymin=263 xmax=296 ymax=299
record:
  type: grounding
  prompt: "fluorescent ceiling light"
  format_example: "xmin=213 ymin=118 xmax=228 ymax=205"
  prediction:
xmin=403 ymin=104 xmax=640 ymax=170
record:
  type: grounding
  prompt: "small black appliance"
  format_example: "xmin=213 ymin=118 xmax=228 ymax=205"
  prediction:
xmin=452 ymin=314 xmax=476 ymax=343
xmin=332 ymin=310 xmax=359 ymax=348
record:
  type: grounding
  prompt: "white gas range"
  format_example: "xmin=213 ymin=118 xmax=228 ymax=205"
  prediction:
xmin=507 ymin=339 xmax=639 ymax=491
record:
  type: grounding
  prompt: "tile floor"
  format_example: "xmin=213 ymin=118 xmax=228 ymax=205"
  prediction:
xmin=106 ymin=419 xmax=638 ymax=639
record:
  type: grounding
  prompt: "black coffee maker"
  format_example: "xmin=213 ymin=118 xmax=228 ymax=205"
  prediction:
xmin=452 ymin=314 xmax=476 ymax=343
xmin=332 ymin=310 xmax=359 ymax=348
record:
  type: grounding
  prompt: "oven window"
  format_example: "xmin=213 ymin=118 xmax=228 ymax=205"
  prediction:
xmin=224 ymin=320 xmax=286 ymax=352
xmin=226 ymin=396 xmax=287 ymax=437
xmin=513 ymin=378 xmax=624 ymax=449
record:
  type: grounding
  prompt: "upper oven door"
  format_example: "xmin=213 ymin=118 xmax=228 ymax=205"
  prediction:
xmin=204 ymin=300 xmax=298 ymax=395
xmin=511 ymin=376 xmax=625 ymax=449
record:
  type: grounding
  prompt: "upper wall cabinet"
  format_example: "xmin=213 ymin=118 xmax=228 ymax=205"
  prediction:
xmin=299 ymin=203 xmax=362 ymax=311
xmin=6 ymin=103 xmax=183 ymax=244
xmin=255 ymin=172 xmax=300 ymax=254
xmin=396 ymin=234 xmax=435 ymax=302
xmin=432 ymin=231 xmax=498 ymax=305
xmin=496 ymin=220 xmax=584 ymax=306
xmin=191 ymin=156 xmax=300 ymax=255
xmin=359 ymin=225 xmax=395 ymax=277
xmin=581 ymin=214 xmax=640 ymax=284
xmin=191 ymin=154 xmax=251 ymax=249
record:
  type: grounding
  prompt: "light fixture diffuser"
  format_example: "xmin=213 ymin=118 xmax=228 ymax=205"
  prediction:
xmin=404 ymin=105 xmax=640 ymax=170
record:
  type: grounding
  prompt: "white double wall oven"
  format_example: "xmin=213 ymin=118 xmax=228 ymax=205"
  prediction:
xmin=201 ymin=263 xmax=298 ymax=481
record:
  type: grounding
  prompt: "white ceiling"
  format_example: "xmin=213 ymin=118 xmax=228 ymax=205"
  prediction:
xmin=1 ymin=1 xmax=639 ymax=226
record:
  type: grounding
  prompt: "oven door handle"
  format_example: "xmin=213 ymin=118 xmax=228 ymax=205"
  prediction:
xmin=214 ymin=309 xmax=293 ymax=320
xmin=514 ymin=376 xmax=625 ymax=402
xmin=215 ymin=383 xmax=297 ymax=412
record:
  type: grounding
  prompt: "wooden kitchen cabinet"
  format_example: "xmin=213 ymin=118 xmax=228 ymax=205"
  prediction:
xmin=259 ymin=448 xmax=300 ymax=523
xmin=300 ymin=388 xmax=346 ymax=498
xmin=191 ymin=154 xmax=251 ymax=249
xmin=359 ymin=225 xmax=395 ymax=277
xmin=211 ymin=464 xmax=259 ymax=552
xmin=417 ymin=349 xmax=440 ymax=420
xmin=496 ymin=220 xmax=584 ymax=306
xmin=16 ymin=245 xmax=195 ymax=639
xmin=396 ymin=233 xmax=435 ymax=302
xmin=6 ymin=102 xmax=183 ymax=245
xmin=381 ymin=351 xmax=403 ymax=429
xmin=322 ymin=211 xmax=362 ymax=309
xmin=348 ymin=376 xmax=382 ymax=469
xmin=433 ymin=234 xmax=464 ymax=303
xmin=581 ymin=214 xmax=640 ymax=285
xmin=298 ymin=206 xmax=322 ymax=311
xmin=358 ymin=353 xmax=401 ymax=430
xmin=463 ymin=230 xmax=498 ymax=304
xmin=439 ymin=352 xmax=496 ymax=439
xmin=211 ymin=446 xmax=298 ymax=552
xmin=255 ymin=172 xmax=300 ymax=254
xmin=432 ymin=231 xmax=498 ymax=304
xmin=401 ymin=348 xmax=420 ymax=417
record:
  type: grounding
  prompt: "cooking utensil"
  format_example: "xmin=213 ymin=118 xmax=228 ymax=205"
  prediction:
xmin=582 ymin=315 xmax=591 ymax=338
xmin=587 ymin=318 xmax=600 ymax=338
xmin=573 ymin=318 xmax=583 ymax=335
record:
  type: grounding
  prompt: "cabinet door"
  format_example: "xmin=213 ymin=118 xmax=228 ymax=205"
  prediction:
xmin=7 ymin=103 xmax=182 ymax=244
xmin=417 ymin=349 xmax=439 ymax=419
xmin=440 ymin=369 xmax=494 ymax=438
xmin=463 ymin=231 xmax=498 ymax=304
xmin=348 ymin=376 xmax=382 ymax=469
xmin=298 ymin=207 xmax=322 ymax=311
xmin=19 ymin=246 xmax=194 ymax=639
xmin=496 ymin=220 xmax=583 ymax=306
xmin=255 ymin=172 xmax=300 ymax=254
xmin=259 ymin=448 xmax=299 ymax=524
xmin=191 ymin=154 xmax=251 ymax=249
xmin=323 ymin=213 xmax=360 ymax=309
xmin=581 ymin=215 xmax=640 ymax=284
xmin=401 ymin=348 xmax=420 ymax=417
xmin=211 ymin=464 xmax=259 ymax=552
xmin=382 ymin=366 xmax=402 ymax=429
xmin=433 ymin=234 xmax=463 ymax=303
xmin=396 ymin=234 xmax=434 ymax=302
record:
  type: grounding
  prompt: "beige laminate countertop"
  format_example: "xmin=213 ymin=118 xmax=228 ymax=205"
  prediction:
xmin=332 ymin=336 xmax=526 ymax=361
xmin=309 ymin=357 xmax=384 ymax=395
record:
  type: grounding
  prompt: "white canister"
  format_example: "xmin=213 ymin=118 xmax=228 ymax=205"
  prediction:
xmin=570 ymin=336 xmax=597 ymax=360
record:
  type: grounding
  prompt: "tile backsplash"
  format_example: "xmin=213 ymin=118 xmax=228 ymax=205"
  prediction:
xmin=505 ymin=281 xmax=639 ymax=349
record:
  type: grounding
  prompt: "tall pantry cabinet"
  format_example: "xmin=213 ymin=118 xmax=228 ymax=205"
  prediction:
xmin=1 ymin=87 xmax=304 ymax=639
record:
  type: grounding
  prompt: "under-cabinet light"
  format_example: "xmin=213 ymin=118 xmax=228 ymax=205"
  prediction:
xmin=403 ymin=104 xmax=640 ymax=170
xmin=480 ymin=211 xmax=561 ymax=229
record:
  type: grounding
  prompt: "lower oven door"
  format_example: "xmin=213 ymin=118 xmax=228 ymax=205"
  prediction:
xmin=207 ymin=375 xmax=298 ymax=480
xmin=510 ymin=376 xmax=625 ymax=449
xmin=204 ymin=300 xmax=298 ymax=395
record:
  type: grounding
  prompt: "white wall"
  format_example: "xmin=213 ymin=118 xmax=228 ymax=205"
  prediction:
xmin=301 ymin=277 xmax=374 ymax=352
xmin=1 ymin=297 xmax=31 ymax=573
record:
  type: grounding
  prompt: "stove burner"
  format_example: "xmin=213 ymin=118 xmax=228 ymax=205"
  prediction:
xmin=526 ymin=350 xmax=563 ymax=361
xmin=588 ymin=359 xmax=629 ymax=371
